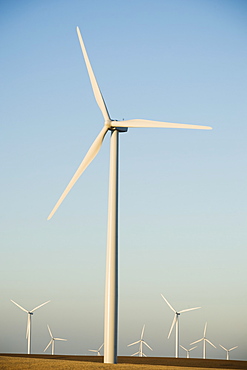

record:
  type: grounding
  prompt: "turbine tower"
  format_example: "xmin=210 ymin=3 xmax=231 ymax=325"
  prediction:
xmin=161 ymin=294 xmax=201 ymax=358
xmin=190 ymin=322 xmax=216 ymax=359
xmin=44 ymin=324 xmax=67 ymax=355
xmin=10 ymin=299 xmax=50 ymax=354
xmin=219 ymin=344 xmax=238 ymax=360
xmin=88 ymin=343 xmax=104 ymax=356
xmin=127 ymin=325 xmax=153 ymax=357
xmin=47 ymin=27 xmax=212 ymax=364
xmin=180 ymin=345 xmax=197 ymax=358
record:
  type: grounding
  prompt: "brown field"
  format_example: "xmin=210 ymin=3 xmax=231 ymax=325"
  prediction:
xmin=0 ymin=355 xmax=246 ymax=370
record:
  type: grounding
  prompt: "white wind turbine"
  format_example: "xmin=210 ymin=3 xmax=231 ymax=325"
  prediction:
xmin=190 ymin=322 xmax=216 ymax=359
xmin=219 ymin=344 xmax=238 ymax=360
xmin=161 ymin=294 xmax=201 ymax=358
xmin=44 ymin=324 xmax=67 ymax=355
xmin=47 ymin=26 xmax=212 ymax=364
xmin=127 ymin=325 xmax=153 ymax=357
xmin=180 ymin=344 xmax=197 ymax=358
xmin=10 ymin=299 xmax=50 ymax=354
xmin=88 ymin=343 xmax=104 ymax=356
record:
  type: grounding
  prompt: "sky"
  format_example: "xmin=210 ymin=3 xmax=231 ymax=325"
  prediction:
xmin=0 ymin=0 xmax=246 ymax=361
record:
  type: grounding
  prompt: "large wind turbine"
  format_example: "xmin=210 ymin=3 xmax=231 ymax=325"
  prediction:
xmin=161 ymin=294 xmax=201 ymax=358
xmin=44 ymin=324 xmax=67 ymax=355
xmin=180 ymin=345 xmax=197 ymax=358
xmin=127 ymin=325 xmax=153 ymax=357
xmin=47 ymin=27 xmax=212 ymax=364
xmin=190 ymin=322 xmax=216 ymax=359
xmin=10 ymin=299 xmax=50 ymax=354
xmin=219 ymin=344 xmax=238 ymax=360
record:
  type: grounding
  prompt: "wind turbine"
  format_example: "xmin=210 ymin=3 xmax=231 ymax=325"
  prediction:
xmin=180 ymin=345 xmax=197 ymax=358
xmin=47 ymin=26 xmax=212 ymax=364
xmin=43 ymin=324 xmax=67 ymax=355
xmin=127 ymin=325 xmax=153 ymax=357
xmin=10 ymin=299 xmax=50 ymax=354
xmin=161 ymin=294 xmax=201 ymax=358
xmin=88 ymin=343 xmax=104 ymax=356
xmin=190 ymin=322 xmax=216 ymax=359
xmin=219 ymin=344 xmax=238 ymax=360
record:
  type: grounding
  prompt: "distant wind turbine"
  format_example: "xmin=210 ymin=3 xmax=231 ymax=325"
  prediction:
xmin=127 ymin=325 xmax=153 ymax=357
xmin=219 ymin=344 xmax=238 ymax=360
xmin=10 ymin=299 xmax=50 ymax=354
xmin=47 ymin=26 xmax=212 ymax=364
xmin=180 ymin=345 xmax=197 ymax=358
xmin=44 ymin=324 xmax=67 ymax=355
xmin=190 ymin=322 xmax=216 ymax=359
xmin=88 ymin=343 xmax=104 ymax=356
xmin=161 ymin=294 xmax=201 ymax=358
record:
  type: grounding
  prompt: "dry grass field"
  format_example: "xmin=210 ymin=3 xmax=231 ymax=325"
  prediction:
xmin=0 ymin=355 xmax=246 ymax=370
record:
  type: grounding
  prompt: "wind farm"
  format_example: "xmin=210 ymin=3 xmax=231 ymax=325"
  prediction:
xmin=6 ymin=295 xmax=242 ymax=361
xmin=6 ymin=292 xmax=243 ymax=362
xmin=1 ymin=0 xmax=247 ymax=365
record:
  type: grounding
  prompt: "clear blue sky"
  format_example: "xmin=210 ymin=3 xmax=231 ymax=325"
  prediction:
xmin=1 ymin=0 xmax=246 ymax=360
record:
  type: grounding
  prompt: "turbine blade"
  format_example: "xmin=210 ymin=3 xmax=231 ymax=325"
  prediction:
xmin=180 ymin=345 xmax=187 ymax=351
xmin=219 ymin=344 xmax=227 ymax=351
xmin=190 ymin=338 xmax=203 ymax=345
xmin=128 ymin=340 xmax=140 ymax=347
xmin=10 ymin=300 xmax=28 ymax=313
xmin=76 ymin=27 xmax=110 ymax=122
xmin=44 ymin=340 xmax=52 ymax=352
xmin=47 ymin=126 xmax=108 ymax=220
xmin=168 ymin=314 xmax=176 ymax=339
xmin=98 ymin=343 xmax=104 ymax=350
xmin=54 ymin=338 xmax=67 ymax=341
xmin=141 ymin=325 xmax=145 ymax=339
xmin=229 ymin=346 xmax=238 ymax=351
xmin=26 ymin=314 xmax=30 ymax=339
xmin=160 ymin=294 xmax=176 ymax=313
xmin=180 ymin=307 xmax=201 ymax=313
xmin=47 ymin=324 xmax=53 ymax=338
xmin=116 ymin=119 xmax=212 ymax=130
xmin=31 ymin=300 xmax=50 ymax=312
xmin=89 ymin=349 xmax=97 ymax=352
xmin=206 ymin=339 xmax=216 ymax=348
xmin=189 ymin=346 xmax=197 ymax=351
xmin=204 ymin=322 xmax=207 ymax=337
xmin=143 ymin=341 xmax=153 ymax=351
xmin=131 ymin=351 xmax=139 ymax=356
